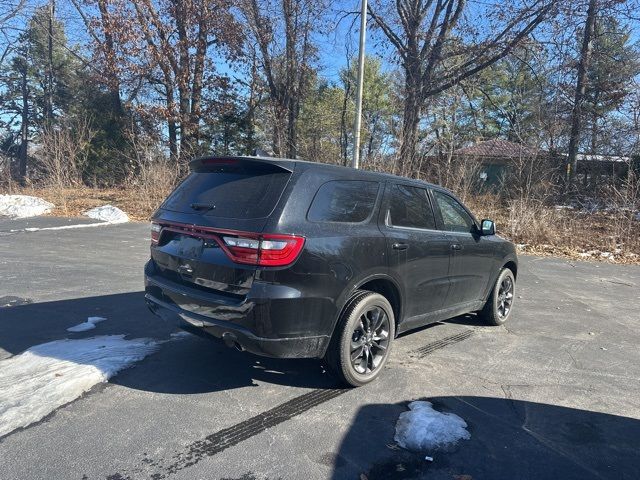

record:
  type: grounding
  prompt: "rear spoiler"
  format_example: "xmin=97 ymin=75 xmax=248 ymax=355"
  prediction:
xmin=189 ymin=156 xmax=295 ymax=173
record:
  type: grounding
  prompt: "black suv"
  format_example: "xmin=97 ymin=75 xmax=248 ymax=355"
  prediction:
xmin=145 ymin=156 xmax=517 ymax=386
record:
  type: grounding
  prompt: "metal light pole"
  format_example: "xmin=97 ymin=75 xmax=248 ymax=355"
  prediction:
xmin=351 ymin=0 xmax=368 ymax=169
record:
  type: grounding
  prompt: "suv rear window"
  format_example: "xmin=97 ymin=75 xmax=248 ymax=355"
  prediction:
xmin=308 ymin=180 xmax=379 ymax=223
xmin=161 ymin=166 xmax=291 ymax=218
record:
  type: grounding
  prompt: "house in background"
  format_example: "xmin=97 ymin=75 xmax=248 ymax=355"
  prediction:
xmin=569 ymin=154 xmax=631 ymax=187
xmin=452 ymin=138 xmax=632 ymax=190
xmin=451 ymin=139 xmax=553 ymax=189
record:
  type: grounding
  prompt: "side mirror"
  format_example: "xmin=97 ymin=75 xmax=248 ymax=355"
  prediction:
xmin=480 ymin=219 xmax=495 ymax=236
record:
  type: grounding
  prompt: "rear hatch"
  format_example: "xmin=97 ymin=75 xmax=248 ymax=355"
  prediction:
xmin=150 ymin=157 xmax=296 ymax=299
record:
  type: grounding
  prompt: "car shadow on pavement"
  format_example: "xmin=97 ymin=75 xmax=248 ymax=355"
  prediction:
xmin=329 ymin=396 xmax=640 ymax=480
xmin=0 ymin=292 xmax=339 ymax=394
xmin=442 ymin=312 xmax=487 ymax=327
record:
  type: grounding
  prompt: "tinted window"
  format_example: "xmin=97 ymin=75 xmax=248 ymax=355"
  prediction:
xmin=432 ymin=190 xmax=475 ymax=232
xmin=161 ymin=168 xmax=290 ymax=218
xmin=388 ymin=184 xmax=436 ymax=230
xmin=308 ymin=180 xmax=379 ymax=223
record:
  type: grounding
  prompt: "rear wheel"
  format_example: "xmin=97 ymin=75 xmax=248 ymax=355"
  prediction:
xmin=479 ymin=268 xmax=515 ymax=326
xmin=325 ymin=291 xmax=395 ymax=387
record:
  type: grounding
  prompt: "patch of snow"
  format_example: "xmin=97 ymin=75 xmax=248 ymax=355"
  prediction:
xmin=16 ymin=222 xmax=118 ymax=233
xmin=66 ymin=316 xmax=107 ymax=333
xmin=394 ymin=401 xmax=471 ymax=452
xmin=83 ymin=205 xmax=129 ymax=224
xmin=169 ymin=331 xmax=192 ymax=339
xmin=554 ymin=205 xmax=574 ymax=210
xmin=0 ymin=195 xmax=54 ymax=218
xmin=0 ymin=335 xmax=158 ymax=438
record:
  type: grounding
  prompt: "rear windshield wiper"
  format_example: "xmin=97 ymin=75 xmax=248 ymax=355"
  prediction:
xmin=190 ymin=203 xmax=217 ymax=211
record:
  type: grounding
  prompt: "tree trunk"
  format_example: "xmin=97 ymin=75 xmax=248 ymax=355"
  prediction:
xmin=44 ymin=0 xmax=55 ymax=124
xmin=567 ymin=0 xmax=597 ymax=192
xmin=245 ymin=52 xmax=259 ymax=154
xmin=340 ymin=77 xmax=351 ymax=166
xmin=166 ymin=84 xmax=178 ymax=162
xmin=399 ymin=85 xmax=421 ymax=175
xmin=18 ymin=66 xmax=29 ymax=184
xmin=286 ymin=99 xmax=298 ymax=158
xmin=367 ymin=119 xmax=376 ymax=163
xmin=96 ymin=0 xmax=124 ymax=116
xmin=271 ymin=106 xmax=286 ymax=156
xmin=168 ymin=120 xmax=178 ymax=162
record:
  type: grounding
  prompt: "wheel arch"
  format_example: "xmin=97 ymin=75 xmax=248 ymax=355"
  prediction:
xmin=324 ymin=274 xmax=403 ymax=355
xmin=503 ymin=259 xmax=518 ymax=279
xmin=355 ymin=276 xmax=402 ymax=329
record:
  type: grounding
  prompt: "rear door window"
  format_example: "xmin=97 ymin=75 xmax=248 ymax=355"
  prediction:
xmin=161 ymin=166 xmax=291 ymax=219
xmin=308 ymin=180 xmax=379 ymax=223
xmin=387 ymin=184 xmax=436 ymax=230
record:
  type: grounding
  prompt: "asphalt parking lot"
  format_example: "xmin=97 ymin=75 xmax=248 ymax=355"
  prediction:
xmin=0 ymin=217 xmax=639 ymax=480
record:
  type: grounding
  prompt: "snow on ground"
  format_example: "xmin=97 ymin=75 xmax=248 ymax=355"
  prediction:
xmin=16 ymin=223 xmax=119 ymax=232
xmin=394 ymin=401 xmax=471 ymax=452
xmin=0 ymin=335 xmax=159 ymax=438
xmin=66 ymin=316 xmax=108 ymax=333
xmin=83 ymin=205 xmax=129 ymax=224
xmin=0 ymin=195 xmax=54 ymax=218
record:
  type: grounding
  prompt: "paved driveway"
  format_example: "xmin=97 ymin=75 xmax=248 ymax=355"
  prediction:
xmin=0 ymin=218 xmax=639 ymax=480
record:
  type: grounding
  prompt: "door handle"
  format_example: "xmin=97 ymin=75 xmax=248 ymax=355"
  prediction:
xmin=451 ymin=243 xmax=462 ymax=250
xmin=392 ymin=243 xmax=409 ymax=251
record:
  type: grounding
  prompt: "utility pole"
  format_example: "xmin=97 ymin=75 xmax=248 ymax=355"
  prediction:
xmin=351 ymin=0 xmax=367 ymax=169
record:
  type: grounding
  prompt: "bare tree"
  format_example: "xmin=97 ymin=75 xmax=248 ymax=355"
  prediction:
xmin=69 ymin=0 xmax=125 ymax=117
xmin=368 ymin=0 xmax=555 ymax=174
xmin=38 ymin=116 xmax=95 ymax=189
xmin=240 ymin=0 xmax=324 ymax=158
xmin=0 ymin=1 xmax=26 ymax=72
xmin=131 ymin=0 xmax=242 ymax=162
xmin=72 ymin=0 xmax=242 ymax=164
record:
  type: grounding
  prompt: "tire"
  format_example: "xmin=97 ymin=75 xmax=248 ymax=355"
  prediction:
xmin=479 ymin=268 xmax=516 ymax=326
xmin=325 ymin=291 xmax=395 ymax=387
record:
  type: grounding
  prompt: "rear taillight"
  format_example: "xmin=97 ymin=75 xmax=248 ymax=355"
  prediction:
xmin=151 ymin=222 xmax=161 ymax=245
xmin=222 ymin=234 xmax=305 ymax=267
xmin=150 ymin=221 xmax=304 ymax=267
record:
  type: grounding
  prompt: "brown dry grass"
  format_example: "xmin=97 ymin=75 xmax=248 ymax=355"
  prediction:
xmin=468 ymin=194 xmax=640 ymax=264
xmin=4 ymin=186 xmax=640 ymax=264
xmin=13 ymin=186 xmax=156 ymax=222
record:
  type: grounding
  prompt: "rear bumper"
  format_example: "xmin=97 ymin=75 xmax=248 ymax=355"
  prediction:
xmin=145 ymin=293 xmax=329 ymax=358
xmin=144 ymin=262 xmax=332 ymax=358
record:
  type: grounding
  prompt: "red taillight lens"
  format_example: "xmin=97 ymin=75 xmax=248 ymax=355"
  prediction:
xmin=151 ymin=222 xmax=161 ymax=245
xmin=256 ymin=235 xmax=305 ymax=266
xmin=222 ymin=234 xmax=304 ymax=267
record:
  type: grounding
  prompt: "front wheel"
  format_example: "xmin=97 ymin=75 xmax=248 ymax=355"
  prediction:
xmin=479 ymin=268 xmax=515 ymax=326
xmin=325 ymin=291 xmax=395 ymax=387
